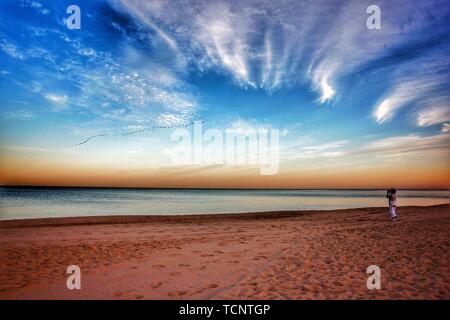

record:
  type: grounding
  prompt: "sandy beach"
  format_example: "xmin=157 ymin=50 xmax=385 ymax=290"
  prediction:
xmin=0 ymin=204 xmax=448 ymax=300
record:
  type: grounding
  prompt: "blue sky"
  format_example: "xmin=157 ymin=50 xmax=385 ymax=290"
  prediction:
xmin=0 ymin=0 xmax=449 ymax=188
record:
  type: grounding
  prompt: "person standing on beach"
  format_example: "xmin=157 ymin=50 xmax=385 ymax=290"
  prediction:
xmin=386 ymin=188 xmax=398 ymax=221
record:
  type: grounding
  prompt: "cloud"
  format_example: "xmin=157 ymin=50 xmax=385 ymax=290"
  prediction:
xmin=0 ymin=36 xmax=57 ymax=64
xmin=108 ymin=0 xmax=449 ymax=112
xmin=15 ymin=23 xmax=199 ymax=125
xmin=114 ymin=0 xmax=178 ymax=51
xmin=283 ymin=132 xmax=449 ymax=163
xmin=0 ymin=144 xmax=53 ymax=153
xmin=318 ymin=76 xmax=335 ymax=103
xmin=373 ymin=89 xmax=414 ymax=124
xmin=4 ymin=0 xmax=450 ymax=140
xmin=1 ymin=110 xmax=35 ymax=120
xmin=355 ymin=133 xmax=450 ymax=159
xmin=283 ymin=138 xmax=349 ymax=160
xmin=0 ymin=40 xmax=25 ymax=60
xmin=193 ymin=2 xmax=254 ymax=87
xmin=45 ymin=94 xmax=68 ymax=105
xmin=373 ymin=76 xmax=449 ymax=124
xmin=74 ymin=62 xmax=198 ymax=121
xmin=156 ymin=112 xmax=200 ymax=126
xmin=416 ymin=106 xmax=450 ymax=127
xmin=19 ymin=0 xmax=49 ymax=15
xmin=441 ymin=123 xmax=450 ymax=133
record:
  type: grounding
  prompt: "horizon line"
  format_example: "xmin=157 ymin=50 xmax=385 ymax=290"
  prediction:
xmin=1 ymin=185 xmax=449 ymax=191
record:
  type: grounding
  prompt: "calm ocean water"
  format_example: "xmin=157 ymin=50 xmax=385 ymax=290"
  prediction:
xmin=0 ymin=187 xmax=449 ymax=220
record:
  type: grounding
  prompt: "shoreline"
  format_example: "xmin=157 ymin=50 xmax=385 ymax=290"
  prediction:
xmin=0 ymin=204 xmax=448 ymax=228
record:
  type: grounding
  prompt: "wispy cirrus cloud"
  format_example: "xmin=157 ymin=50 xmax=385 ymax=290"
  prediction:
xmin=373 ymin=82 xmax=417 ymax=124
xmin=295 ymin=140 xmax=348 ymax=159
xmin=416 ymin=106 xmax=450 ymax=127
xmin=1 ymin=110 xmax=35 ymax=120
xmin=113 ymin=0 xmax=178 ymax=51
xmin=282 ymin=132 xmax=449 ymax=167
xmin=45 ymin=93 xmax=68 ymax=104
xmin=356 ymin=133 xmax=450 ymax=159
xmin=18 ymin=0 xmax=49 ymax=15
xmin=4 ymin=23 xmax=200 ymax=130
xmin=111 ymin=0 xmax=450 ymax=109
xmin=0 ymin=39 xmax=25 ymax=60
xmin=373 ymin=71 xmax=450 ymax=124
xmin=280 ymin=136 xmax=349 ymax=161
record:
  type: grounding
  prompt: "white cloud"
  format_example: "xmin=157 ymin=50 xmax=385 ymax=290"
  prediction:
xmin=45 ymin=94 xmax=68 ymax=104
xmin=194 ymin=2 xmax=253 ymax=87
xmin=2 ymin=110 xmax=35 ymax=120
xmin=374 ymin=95 xmax=411 ymax=124
xmin=110 ymin=0 xmax=449 ymax=108
xmin=114 ymin=0 xmax=178 ymax=51
xmin=26 ymin=31 xmax=199 ymax=120
xmin=302 ymin=140 xmax=348 ymax=152
xmin=283 ymin=132 xmax=450 ymax=163
xmin=156 ymin=113 xmax=195 ymax=126
xmin=373 ymin=78 xmax=446 ymax=124
xmin=283 ymin=139 xmax=349 ymax=160
xmin=19 ymin=0 xmax=49 ymax=15
xmin=416 ymin=106 xmax=450 ymax=127
xmin=261 ymin=32 xmax=273 ymax=90
xmin=318 ymin=76 xmax=335 ymax=103
xmin=73 ymin=62 xmax=198 ymax=124
xmin=356 ymin=133 xmax=450 ymax=159
xmin=0 ymin=40 xmax=25 ymax=60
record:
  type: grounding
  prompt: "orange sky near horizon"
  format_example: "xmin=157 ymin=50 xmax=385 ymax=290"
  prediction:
xmin=1 ymin=154 xmax=449 ymax=189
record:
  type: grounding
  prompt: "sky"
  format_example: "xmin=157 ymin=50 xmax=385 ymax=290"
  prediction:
xmin=0 ymin=0 xmax=449 ymax=189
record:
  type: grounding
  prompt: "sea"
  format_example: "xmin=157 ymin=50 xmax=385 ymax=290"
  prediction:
xmin=0 ymin=187 xmax=449 ymax=220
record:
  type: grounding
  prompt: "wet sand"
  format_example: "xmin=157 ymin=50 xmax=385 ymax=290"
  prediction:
xmin=0 ymin=205 xmax=448 ymax=299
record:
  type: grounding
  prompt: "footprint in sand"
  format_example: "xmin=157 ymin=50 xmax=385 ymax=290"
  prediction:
xmin=168 ymin=290 xmax=188 ymax=297
xmin=151 ymin=282 xmax=163 ymax=289
xmin=178 ymin=263 xmax=190 ymax=267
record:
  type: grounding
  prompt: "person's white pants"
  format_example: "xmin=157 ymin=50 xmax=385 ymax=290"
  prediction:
xmin=389 ymin=206 xmax=397 ymax=219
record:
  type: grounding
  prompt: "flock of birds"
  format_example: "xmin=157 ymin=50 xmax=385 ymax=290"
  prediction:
xmin=67 ymin=113 xmax=206 ymax=147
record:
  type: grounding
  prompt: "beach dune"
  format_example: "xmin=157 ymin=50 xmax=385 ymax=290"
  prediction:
xmin=0 ymin=205 xmax=448 ymax=299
